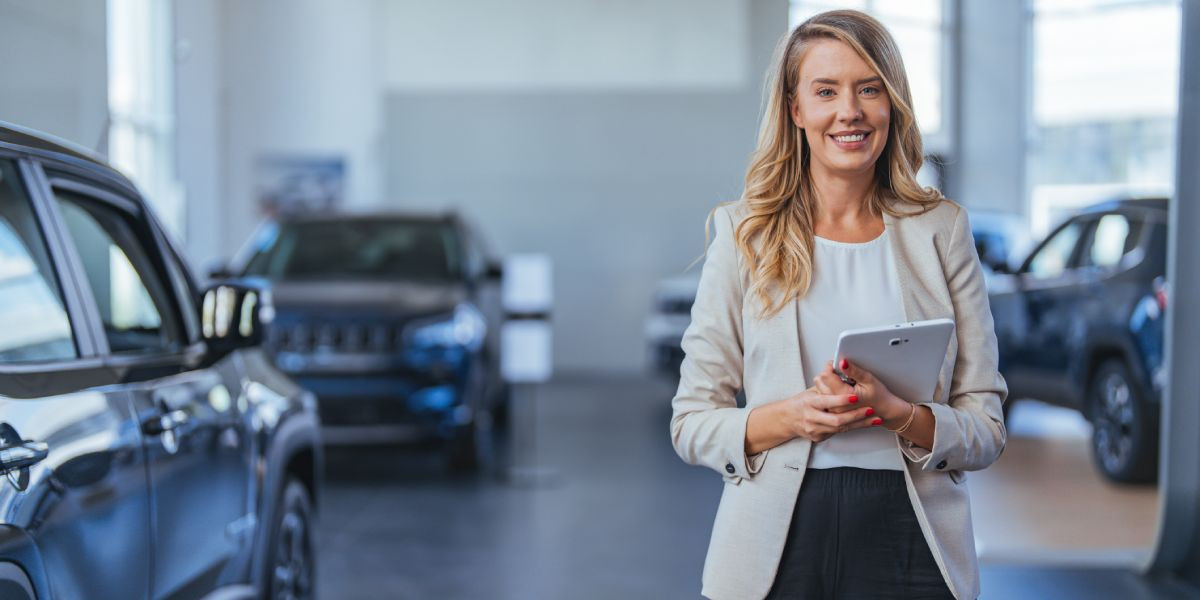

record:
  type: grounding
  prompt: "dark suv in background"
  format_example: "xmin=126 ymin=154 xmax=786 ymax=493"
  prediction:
xmin=219 ymin=213 xmax=507 ymax=470
xmin=0 ymin=122 xmax=321 ymax=598
xmin=988 ymin=198 xmax=1168 ymax=483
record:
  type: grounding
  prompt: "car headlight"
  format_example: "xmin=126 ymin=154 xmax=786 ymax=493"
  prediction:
xmin=404 ymin=303 xmax=487 ymax=351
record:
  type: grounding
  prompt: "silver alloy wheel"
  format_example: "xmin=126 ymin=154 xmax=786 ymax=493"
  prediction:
xmin=272 ymin=508 xmax=313 ymax=600
xmin=1094 ymin=370 xmax=1135 ymax=475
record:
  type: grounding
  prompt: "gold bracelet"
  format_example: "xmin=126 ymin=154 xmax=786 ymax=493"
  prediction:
xmin=887 ymin=403 xmax=917 ymax=433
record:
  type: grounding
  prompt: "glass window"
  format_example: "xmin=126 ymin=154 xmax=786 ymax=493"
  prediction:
xmin=1085 ymin=214 xmax=1140 ymax=268
xmin=1027 ymin=0 xmax=1181 ymax=237
xmin=55 ymin=191 xmax=178 ymax=354
xmin=790 ymin=0 xmax=947 ymax=137
xmin=0 ymin=162 xmax=76 ymax=362
xmin=242 ymin=219 xmax=462 ymax=281
xmin=1026 ymin=220 xmax=1086 ymax=279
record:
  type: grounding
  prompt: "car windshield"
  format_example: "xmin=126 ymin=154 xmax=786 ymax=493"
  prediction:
xmin=242 ymin=218 xmax=461 ymax=281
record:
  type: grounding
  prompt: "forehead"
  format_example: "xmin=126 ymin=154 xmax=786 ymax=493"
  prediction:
xmin=797 ymin=38 xmax=877 ymax=83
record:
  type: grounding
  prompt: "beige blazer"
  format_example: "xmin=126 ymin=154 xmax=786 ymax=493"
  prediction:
xmin=670 ymin=199 xmax=1008 ymax=600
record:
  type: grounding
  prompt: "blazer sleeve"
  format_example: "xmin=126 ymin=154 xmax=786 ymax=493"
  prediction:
xmin=669 ymin=205 xmax=765 ymax=482
xmin=901 ymin=205 xmax=1009 ymax=472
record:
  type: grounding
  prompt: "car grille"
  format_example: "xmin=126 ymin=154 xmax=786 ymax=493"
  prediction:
xmin=268 ymin=319 xmax=405 ymax=354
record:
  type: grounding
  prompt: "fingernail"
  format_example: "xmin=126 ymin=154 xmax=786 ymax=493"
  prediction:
xmin=865 ymin=408 xmax=874 ymax=416
xmin=840 ymin=359 xmax=848 ymax=370
xmin=848 ymin=395 xmax=858 ymax=404
xmin=872 ymin=418 xmax=883 ymax=426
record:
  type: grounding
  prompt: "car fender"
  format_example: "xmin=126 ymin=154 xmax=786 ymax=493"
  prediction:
xmin=247 ymin=393 xmax=322 ymax=594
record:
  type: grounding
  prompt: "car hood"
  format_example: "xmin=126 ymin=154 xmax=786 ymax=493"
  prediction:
xmin=269 ymin=280 xmax=466 ymax=316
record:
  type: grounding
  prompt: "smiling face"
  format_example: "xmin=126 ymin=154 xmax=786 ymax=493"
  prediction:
xmin=789 ymin=38 xmax=891 ymax=182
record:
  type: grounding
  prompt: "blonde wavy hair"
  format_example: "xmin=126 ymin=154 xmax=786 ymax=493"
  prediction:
xmin=729 ymin=10 xmax=942 ymax=319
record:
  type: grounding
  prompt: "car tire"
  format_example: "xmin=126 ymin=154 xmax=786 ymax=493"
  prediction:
xmin=265 ymin=479 xmax=316 ymax=600
xmin=1089 ymin=359 xmax=1159 ymax=484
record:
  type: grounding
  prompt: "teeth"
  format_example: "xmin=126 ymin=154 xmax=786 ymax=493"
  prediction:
xmin=834 ymin=134 xmax=865 ymax=143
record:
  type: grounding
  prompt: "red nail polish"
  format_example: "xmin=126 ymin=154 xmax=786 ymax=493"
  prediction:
xmin=865 ymin=408 xmax=875 ymax=416
xmin=872 ymin=418 xmax=883 ymax=426
xmin=849 ymin=395 xmax=858 ymax=404
xmin=840 ymin=359 xmax=848 ymax=370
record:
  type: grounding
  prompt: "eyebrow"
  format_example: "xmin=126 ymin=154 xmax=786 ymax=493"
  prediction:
xmin=811 ymin=76 xmax=883 ymax=86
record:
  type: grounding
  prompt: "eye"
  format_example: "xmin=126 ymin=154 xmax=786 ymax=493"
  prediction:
xmin=816 ymin=88 xmax=834 ymax=98
xmin=861 ymin=85 xmax=882 ymax=96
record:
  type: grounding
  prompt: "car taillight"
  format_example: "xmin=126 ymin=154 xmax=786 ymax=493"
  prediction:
xmin=1153 ymin=276 xmax=1169 ymax=312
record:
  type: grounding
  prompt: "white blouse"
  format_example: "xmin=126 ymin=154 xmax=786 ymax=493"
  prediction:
xmin=799 ymin=229 xmax=908 ymax=471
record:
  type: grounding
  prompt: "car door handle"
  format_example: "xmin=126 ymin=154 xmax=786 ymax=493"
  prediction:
xmin=0 ymin=440 xmax=49 ymax=474
xmin=140 ymin=410 xmax=190 ymax=436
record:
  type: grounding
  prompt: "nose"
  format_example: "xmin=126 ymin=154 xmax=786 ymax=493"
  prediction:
xmin=837 ymin=93 xmax=864 ymax=123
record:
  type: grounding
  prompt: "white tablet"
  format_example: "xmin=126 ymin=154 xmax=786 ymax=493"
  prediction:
xmin=833 ymin=318 xmax=955 ymax=404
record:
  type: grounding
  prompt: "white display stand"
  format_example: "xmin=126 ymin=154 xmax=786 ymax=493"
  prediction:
xmin=499 ymin=254 xmax=556 ymax=486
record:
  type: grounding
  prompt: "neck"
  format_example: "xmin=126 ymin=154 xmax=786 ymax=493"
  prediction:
xmin=808 ymin=164 xmax=877 ymax=227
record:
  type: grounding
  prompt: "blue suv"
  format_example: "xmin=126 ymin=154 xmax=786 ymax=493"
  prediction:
xmin=988 ymin=198 xmax=1168 ymax=483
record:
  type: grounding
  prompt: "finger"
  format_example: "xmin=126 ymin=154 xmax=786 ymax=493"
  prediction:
xmin=815 ymin=370 xmax=853 ymax=395
xmin=812 ymin=374 xmax=837 ymax=396
xmin=832 ymin=406 xmax=881 ymax=428
xmin=838 ymin=358 xmax=872 ymax=384
xmin=811 ymin=401 xmax=866 ymax=427
xmin=810 ymin=392 xmax=858 ymax=411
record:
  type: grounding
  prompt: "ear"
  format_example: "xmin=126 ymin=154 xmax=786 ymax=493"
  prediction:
xmin=788 ymin=94 xmax=803 ymax=129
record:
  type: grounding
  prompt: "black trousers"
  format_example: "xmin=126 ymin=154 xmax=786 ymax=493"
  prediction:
xmin=765 ymin=467 xmax=956 ymax=600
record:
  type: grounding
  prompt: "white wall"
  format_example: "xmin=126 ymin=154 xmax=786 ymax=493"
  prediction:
xmin=377 ymin=0 xmax=748 ymax=91
xmin=213 ymin=0 xmax=382 ymax=263
xmin=0 ymin=1 xmax=108 ymax=151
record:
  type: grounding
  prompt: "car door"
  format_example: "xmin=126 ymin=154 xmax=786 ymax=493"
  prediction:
xmin=43 ymin=174 xmax=254 ymax=599
xmin=998 ymin=217 xmax=1092 ymax=404
xmin=0 ymin=157 xmax=153 ymax=599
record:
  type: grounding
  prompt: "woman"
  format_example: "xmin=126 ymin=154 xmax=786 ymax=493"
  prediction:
xmin=670 ymin=10 xmax=1007 ymax=600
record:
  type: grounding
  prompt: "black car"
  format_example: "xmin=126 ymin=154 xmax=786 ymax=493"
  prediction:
xmin=221 ymin=212 xmax=507 ymax=469
xmin=0 ymin=122 xmax=322 ymax=599
xmin=988 ymin=198 xmax=1168 ymax=483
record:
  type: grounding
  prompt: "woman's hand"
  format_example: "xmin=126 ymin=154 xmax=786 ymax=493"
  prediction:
xmin=779 ymin=388 xmax=879 ymax=443
xmin=814 ymin=359 xmax=912 ymax=427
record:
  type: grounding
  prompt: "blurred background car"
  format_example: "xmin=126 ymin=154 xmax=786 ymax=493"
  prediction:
xmin=215 ymin=212 xmax=507 ymax=470
xmin=969 ymin=209 xmax=1033 ymax=285
xmin=0 ymin=122 xmax=322 ymax=599
xmin=988 ymin=197 xmax=1169 ymax=484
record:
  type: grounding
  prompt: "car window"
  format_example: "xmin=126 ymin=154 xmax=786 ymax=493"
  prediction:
xmin=54 ymin=190 xmax=181 ymax=354
xmin=1083 ymin=213 xmax=1141 ymax=269
xmin=242 ymin=219 xmax=462 ymax=281
xmin=0 ymin=161 xmax=76 ymax=362
xmin=1026 ymin=220 xmax=1086 ymax=279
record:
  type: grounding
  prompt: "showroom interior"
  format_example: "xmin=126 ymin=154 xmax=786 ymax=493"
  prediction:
xmin=1 ymin=0 xmax=1199 ymax=598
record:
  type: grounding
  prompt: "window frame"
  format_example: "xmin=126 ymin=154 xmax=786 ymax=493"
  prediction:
xmin=0 ymin=154 xmax=118 ymax=397
xmin=1077 ymin=211 xmax=1149 ymax=273
xmin=1018 ymin=216 xmax=1093 ymax=279
xmin=33 ymin=162 xmax=204 ymax=370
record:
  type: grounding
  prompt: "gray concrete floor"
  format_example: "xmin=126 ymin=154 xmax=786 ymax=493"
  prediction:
xmin=316 ymin=375 xmax=1198 ymax=599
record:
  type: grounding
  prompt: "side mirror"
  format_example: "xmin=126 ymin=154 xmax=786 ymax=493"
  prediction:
xmin=201 ymin=278 xmax=275 ymax=354
xmin=485 ymin=261 xmax=503 ymax=281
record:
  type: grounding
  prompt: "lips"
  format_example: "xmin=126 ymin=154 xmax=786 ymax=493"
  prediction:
xmin=829 ymin=131 xmax=871 ymax=150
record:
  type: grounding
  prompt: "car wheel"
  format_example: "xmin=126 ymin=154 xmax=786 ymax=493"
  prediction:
xmin=1089 ymin=359 xmax=1158 ymax=484
xmin=266 ymin=479 xmax=316 ymax=600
